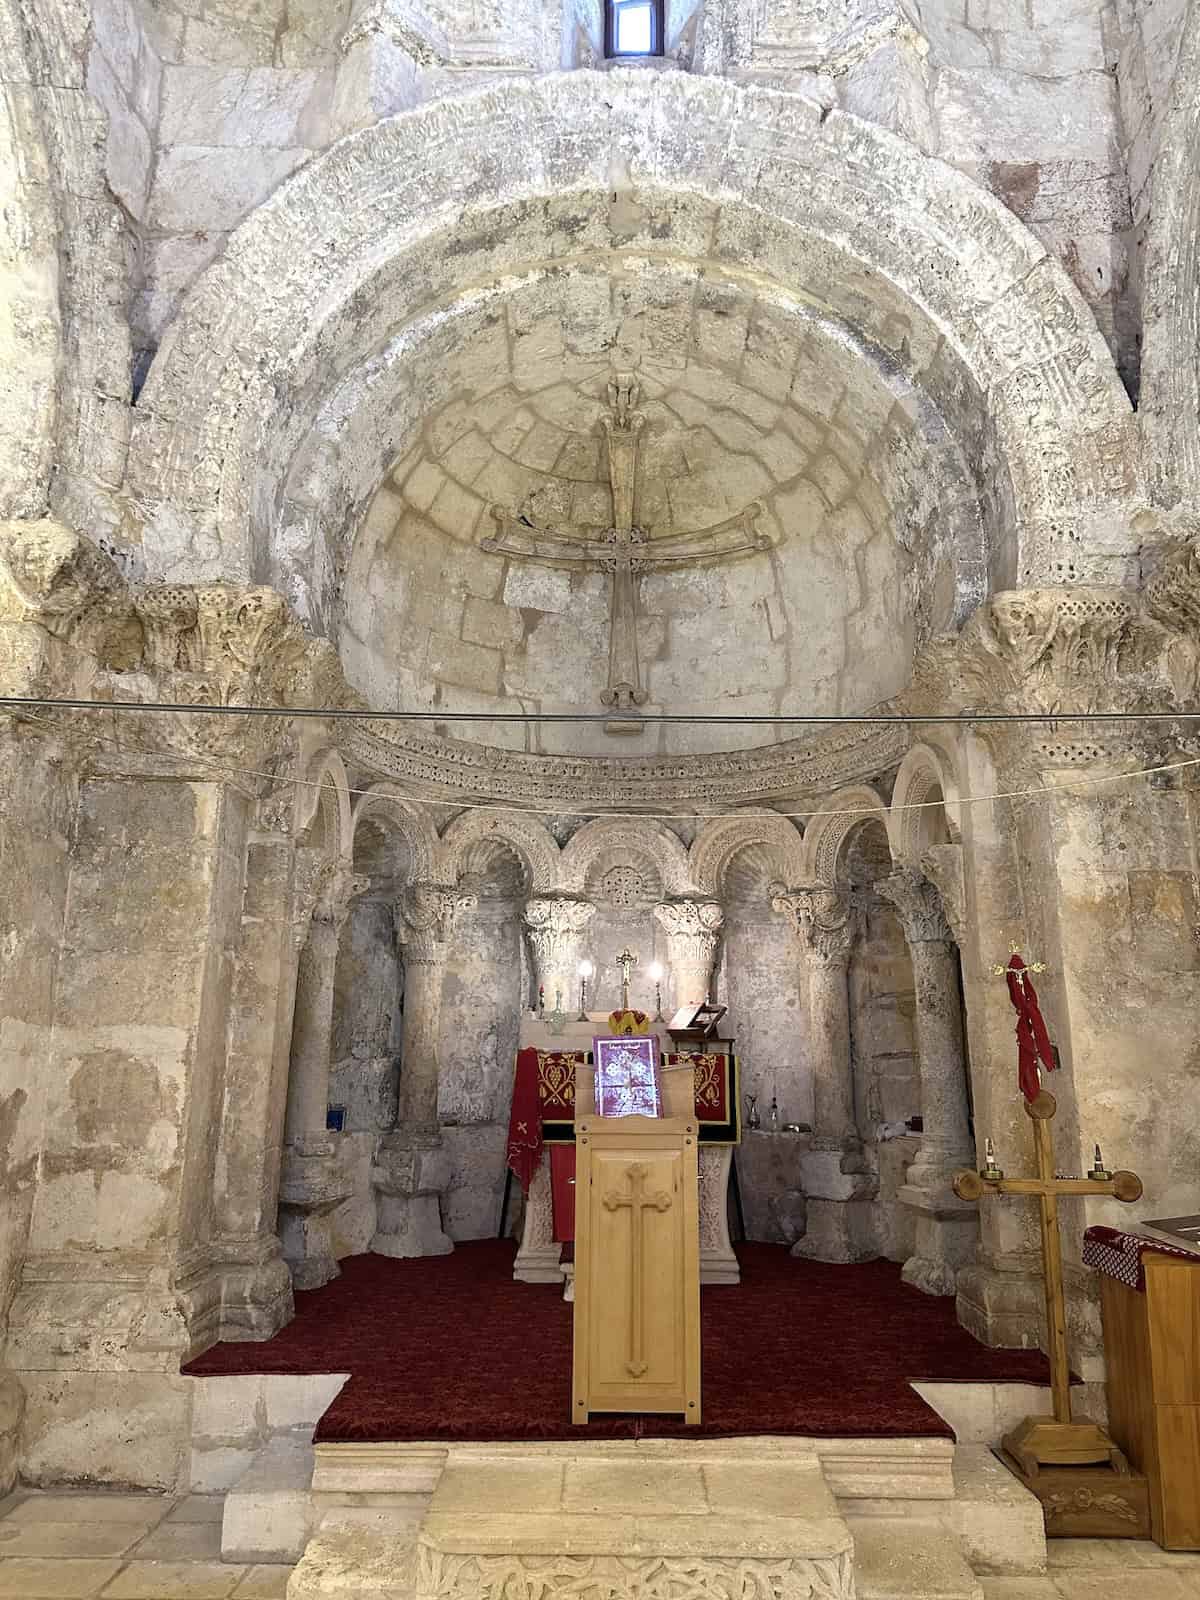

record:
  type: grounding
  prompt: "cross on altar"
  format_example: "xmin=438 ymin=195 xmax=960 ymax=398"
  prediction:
xmin=616 ymin=947 xmax=638 ymax=1011
xmin=603 ymin=1162 xmax=673 ymax=1377
xmin=481 ymin=373 xmax=771 ymax=734
xmin=954 ymin=1088 xmax=1142 ymax=1476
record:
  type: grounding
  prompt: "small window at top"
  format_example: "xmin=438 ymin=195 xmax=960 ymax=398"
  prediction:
xmin=606 ymin=0 xmax=663 ymax=57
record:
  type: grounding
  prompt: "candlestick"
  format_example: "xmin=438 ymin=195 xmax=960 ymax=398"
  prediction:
xmin=1088 ymin=1142 xmax=1112 ymax=1181
xmin=649 ymin=961 xmax=664 ymax=1021
xmin=981 ymin=1137 xmax=1004 ymax=1180
xmin=577 ymin=959 xmax=593 ymax=1022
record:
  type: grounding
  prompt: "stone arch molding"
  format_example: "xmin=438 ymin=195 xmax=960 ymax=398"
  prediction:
xmin=689 ymin=811 xmax=805 ymax=897
xmin=129 ymin=70 xmax=1135 ymax=608
xmin=798 ymin=784 xmax=891 ymax=886
xmin=886 ymin=742 xmax=963 ymax=865
xmin=350 ymin=783 xmax=442 ymax=882
xmin=293 ymin=746 xmax=354 ymax=859
xmin=439 ymin=808 xmax=560 ymax=894
xmin=559 ymin=818 xmax=694 ymax=897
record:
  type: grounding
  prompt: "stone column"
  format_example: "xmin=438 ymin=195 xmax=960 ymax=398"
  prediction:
xmin=772 ymin=885 xmax=877 ymax=1262
xmin=521 ymin=896 xmax=596 ymax=1009
xmin=877 ymin=867 xmax=979 ymax=1296
xmin=371 ymin=882 xmax=477 ymax=1258
xmin=653 ymin=899 xmax=724 ymax=1009
xmin=278 ymin=862 xmax=368 ymax=1291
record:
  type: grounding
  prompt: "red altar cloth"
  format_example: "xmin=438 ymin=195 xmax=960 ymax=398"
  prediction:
xmin=550 ymin=1146 xmax=576 ymax=1242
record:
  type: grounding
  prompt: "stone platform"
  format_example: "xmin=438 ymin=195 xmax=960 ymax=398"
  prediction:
xmin=292 ymin=1444 xmax=855 ymax=1598
xmin=281 ymin=1435 xmax=1041 ymax=1599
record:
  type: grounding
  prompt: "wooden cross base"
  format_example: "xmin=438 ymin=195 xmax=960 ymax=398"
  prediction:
xmin=1002 ymin=1414 xmax=1129 ymax=1476
xmin=993 ymin=1447 xmax=1151 ymax=1540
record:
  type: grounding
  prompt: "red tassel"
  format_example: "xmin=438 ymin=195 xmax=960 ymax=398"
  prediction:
xmin=1005 ymin=953 xmax=1056 ymax=1102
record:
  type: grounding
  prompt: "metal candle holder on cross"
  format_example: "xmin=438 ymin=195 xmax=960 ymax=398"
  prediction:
xmin=953 ymin=947 xmax=1143 ymax=1480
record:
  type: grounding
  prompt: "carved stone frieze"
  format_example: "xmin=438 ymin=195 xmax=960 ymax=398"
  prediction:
xmin=771 ymin=884 xmax=861 ymax=968
xmin=877 ymin=867 xmax=955 ymax=947
xmin=395 ymin=881 xmax=478 ymax=964
xmin=414 ymin=1545 xmax=856 ymax=1600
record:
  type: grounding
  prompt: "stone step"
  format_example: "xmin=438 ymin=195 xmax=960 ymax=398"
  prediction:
xmin=290 ymin=1444 xmax=857 ymax=1598
xmin=844 ymin=1445 xmax=1046 ymax=1576
xmin=221 ymin=1432 xmax=318 ymax=1563
xmin=851 ymin=1514 xmax=984 ymax=1600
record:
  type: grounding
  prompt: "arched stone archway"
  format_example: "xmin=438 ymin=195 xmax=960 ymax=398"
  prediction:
xmin=128 ymin=71 xmax=1135 ymax=611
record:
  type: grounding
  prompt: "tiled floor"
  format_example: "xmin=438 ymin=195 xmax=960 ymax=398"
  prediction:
xmin=981 ymin=1539 xmax=1200 ymax=1599
xmin=2 ymin=1490 xmax=1199 ymax=1599
xmin=0 ymin=1491 xmax=293 ymax=1599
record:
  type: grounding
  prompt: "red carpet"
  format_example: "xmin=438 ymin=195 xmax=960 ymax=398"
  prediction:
xmin=184 ymin=1242 xmax=1055 ymax=1443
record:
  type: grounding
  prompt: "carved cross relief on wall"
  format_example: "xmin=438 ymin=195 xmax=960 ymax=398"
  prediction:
xmin=482 ymin=373 xmax=772 ymax=735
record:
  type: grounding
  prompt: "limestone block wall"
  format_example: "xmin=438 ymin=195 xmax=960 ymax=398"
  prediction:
xmin=719 ymin=910 xmax=808 ymax=1132
xmin=7 ymin=775 xmax=246 ymax=1490
xmin=0 ymin=734 xmax=76 ymax=1493
xmin=695 ymin=0 xmax=1134 ymax=383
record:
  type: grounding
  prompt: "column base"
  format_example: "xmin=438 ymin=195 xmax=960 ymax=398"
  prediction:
xmin=513 ymin=1161 xmax=563 ymax=1283
xmin=955 ymin=1260 xmax=1047 ymax=1349
xmin=790 ymin=1197 xmax=879 ymax=1263
xmin=899 ymin=1183 xmax=980 ymax=1299
xmin=210 ymin=1237 xmax=295 ymax=1340
xmin=371 ymin=1135 xmax=453 ymax=1259
xmin=698 ymin=1146 xmax=740 ymax=1285
xmin=278 ymin=1150 xmax=353 ymax=1292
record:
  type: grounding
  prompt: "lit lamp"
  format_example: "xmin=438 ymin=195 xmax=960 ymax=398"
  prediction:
xmin=577 ymin=959 xmax=594 ymax=1022
xmin=649 ymin=961 xmax=665 ymax=1022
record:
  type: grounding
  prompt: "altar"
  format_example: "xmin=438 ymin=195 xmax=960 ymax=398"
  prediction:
xmin=507 ymin=1012 xmax=742 ymax=1288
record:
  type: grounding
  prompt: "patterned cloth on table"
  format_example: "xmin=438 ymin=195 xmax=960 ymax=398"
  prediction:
xmin=1082 ymin=1224 xmax=1198 ymax=1292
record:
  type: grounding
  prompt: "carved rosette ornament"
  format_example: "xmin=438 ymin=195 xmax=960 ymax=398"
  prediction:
xmin=876 ymin=868 xmax=955 ymax=947
xmin=770 ymin=884 xmax=862 ymax=969
xmin=521 ymin=896 xmax=597 ymax=996
xmin=653 ymin=899 xmax=725 ymax=1006
xmin=395 ymin=882 xmax=478 ymax=965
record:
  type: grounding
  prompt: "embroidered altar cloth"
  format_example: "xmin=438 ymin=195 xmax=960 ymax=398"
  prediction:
xmin=1082 ymin=1225 xmax=1198 ymax=1292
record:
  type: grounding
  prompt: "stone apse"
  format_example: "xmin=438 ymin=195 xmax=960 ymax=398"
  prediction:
xmin=1 ymin=17 xmax=1200 ymax=1496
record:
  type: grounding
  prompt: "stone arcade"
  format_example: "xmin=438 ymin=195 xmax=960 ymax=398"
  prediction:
xmin=2 ymin=1 xmax=1200 ymax=1596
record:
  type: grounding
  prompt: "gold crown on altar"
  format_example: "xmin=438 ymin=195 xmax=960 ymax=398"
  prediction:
xmin=607 ymin=1009 xmax=651 ymax=1036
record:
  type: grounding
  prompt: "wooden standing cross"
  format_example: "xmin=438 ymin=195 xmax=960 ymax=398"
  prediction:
xmin=602 ymin=1160 xmax=672 ymax=1377
xmin=954 ymin=950 xmax=1143 ymax=1478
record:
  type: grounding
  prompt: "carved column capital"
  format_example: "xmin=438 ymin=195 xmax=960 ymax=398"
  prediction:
xmin=771 ymin=883 xmax=861 ymax=968
xmin=521 ymin=895 xmax=596 ymax=998
xmin=654 ymin=899 xmax=725 ymax=1007
xmin=653 ymin=898 xmax=724 ymax=952
xmin=877 ymin=867 xmax=955 ymax=948
xmin=394 ymin=881 xmax=477 ymax=964
xmin=918 ymin=845 xmax=967 ymax=949
xmin=521 ymin=896 xmax=597 ymax=940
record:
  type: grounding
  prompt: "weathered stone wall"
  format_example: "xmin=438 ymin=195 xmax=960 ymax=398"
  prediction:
xmin=0 ymin=731 xmax=76 ymax=1493
xmin=8 ymin=774 xmax=246 ymax=1488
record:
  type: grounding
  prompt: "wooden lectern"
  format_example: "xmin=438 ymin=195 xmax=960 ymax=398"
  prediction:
xmin=572 ymin=1061 xmax=701 ymax=1424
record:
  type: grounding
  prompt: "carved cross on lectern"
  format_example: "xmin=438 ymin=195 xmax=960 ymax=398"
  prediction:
xmin=482 ymin=374 xmax=772 ymax=734
xmin=603 ymin=1161 xmax=673 ymax=1377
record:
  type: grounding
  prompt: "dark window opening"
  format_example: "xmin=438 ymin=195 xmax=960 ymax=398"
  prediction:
xmin=605 ymin=0 xmax=664 ymax=57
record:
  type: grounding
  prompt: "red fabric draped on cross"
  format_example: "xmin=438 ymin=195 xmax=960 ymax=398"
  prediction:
xmin=1004 ymin=951 xmax=1056 ymax=1102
